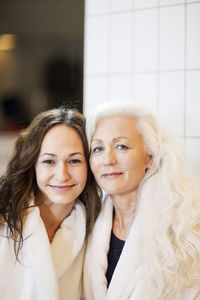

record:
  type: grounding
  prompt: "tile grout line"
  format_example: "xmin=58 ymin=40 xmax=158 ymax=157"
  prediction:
xmin=184 ymin=0 xmax=187 ymax=148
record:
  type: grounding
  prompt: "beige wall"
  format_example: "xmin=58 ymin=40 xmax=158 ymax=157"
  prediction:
xmin=0 ymin=134 xmax=17 ymax=175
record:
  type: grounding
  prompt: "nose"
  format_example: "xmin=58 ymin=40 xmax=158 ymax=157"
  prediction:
xmin=55 ymin=162 xmax=71 ymax=182
xmin=103 ymin=148 xmax=117 ymax=166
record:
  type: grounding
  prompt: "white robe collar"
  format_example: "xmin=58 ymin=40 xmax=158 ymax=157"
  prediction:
xmin=84 ymin=195 xmax=200 ymax=300
xmin=22 ymin=199 xmax=86 ymax=300
xmin=84 ymin=195 xmax=146 ymax=300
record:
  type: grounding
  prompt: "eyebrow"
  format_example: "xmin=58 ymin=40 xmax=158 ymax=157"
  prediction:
xmin=91 ymin=139 xmax=102 ymax=143
xmin=39 ymin=152 xmax=84 ymax=157
xmin=91 ymin=136 xmax=129 ymax=143
xmin=112 ymin=137 xmax=129 ymax=142
xmin=39 ymin=153 xmax=55 ymax=157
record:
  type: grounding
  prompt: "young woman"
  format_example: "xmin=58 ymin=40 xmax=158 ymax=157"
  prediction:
xmin=84 ymin=102 xmax=200 ymax=300
xmin=0 ymin=106 xmax=101 ymax=300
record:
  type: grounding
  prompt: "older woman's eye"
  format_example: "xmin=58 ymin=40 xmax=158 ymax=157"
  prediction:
xmin=116 ymin=144 xmax=128 ymax=150
xmin=92 ymin=146 xmax=103 ymax=153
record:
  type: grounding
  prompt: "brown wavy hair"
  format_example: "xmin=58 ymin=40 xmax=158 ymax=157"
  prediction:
xmin=0 ymin=106 xmax=101 ymax=260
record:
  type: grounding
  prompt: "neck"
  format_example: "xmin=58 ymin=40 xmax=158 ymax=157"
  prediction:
xmin=111 ymin=191 xmax=138 ymax=240
xmin=39 ymin=201 xmax=74 ymax=243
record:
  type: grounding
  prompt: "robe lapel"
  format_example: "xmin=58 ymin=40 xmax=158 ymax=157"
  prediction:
xmin=23 ymin=206 xmax=59 ymax=300
xmin=84 ymin=196 xmax=113 ymax=300
xmin=107 ymin=214 xmax=143 ymax=300
xmin=84 ymin=195 xmax=145 ymax=300
xmin=51 ymin=201 xmax=86 ymax=278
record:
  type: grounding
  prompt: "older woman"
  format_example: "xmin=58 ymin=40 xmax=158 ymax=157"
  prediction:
xmin=0 ymin=106 xmax=101 ymax=300
xmin=84 ymin=102 xmax=200 ymax=300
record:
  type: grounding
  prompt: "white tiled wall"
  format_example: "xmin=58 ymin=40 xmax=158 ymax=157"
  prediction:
xmin=159 ymin=72 xmax=185 ymax=136
xmin=110 ymin=12 xmax=133 ymax=73
xmin=159 ymin=5 xmax=185 ymax=70
xmin=186 ymin=71 xmax=200 ymax=137
xmin=186 ymin=3 xmax=200 ymax=68
xmin=84 ymin=0 xmax=200 ymax=179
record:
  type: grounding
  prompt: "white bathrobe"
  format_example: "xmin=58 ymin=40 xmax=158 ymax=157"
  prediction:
xmin=84 ymin=195 xmax=200 ymax=300
xmin=0 ymin=200 xmax=86 ymax=300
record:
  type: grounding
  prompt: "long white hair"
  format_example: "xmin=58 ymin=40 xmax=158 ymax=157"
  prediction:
xmin=86 ymin=101 xmax=200 ymax=299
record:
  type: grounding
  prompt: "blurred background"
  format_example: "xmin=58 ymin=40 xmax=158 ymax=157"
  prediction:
xmin=0 ymin=0 xmax=200 ymax=180
xmin=0 ymin=0 xmax=84 ymax=173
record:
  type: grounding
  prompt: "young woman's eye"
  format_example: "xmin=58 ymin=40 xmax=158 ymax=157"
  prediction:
xmin=43 ymin=159 xmax=54 ymax=164
xmin=116 ymin=144 xmax=128 ymax=150
xmin=69 ymin=159 xmax=81 ymax=164
xmin=92 ymin=146 xmax=103 ymax=153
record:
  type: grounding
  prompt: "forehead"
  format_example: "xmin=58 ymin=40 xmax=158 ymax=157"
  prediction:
xmin=93 ymin=114 xmax=140 ymax=139
xmin=40 ymin=124 xmax=84 ymax=151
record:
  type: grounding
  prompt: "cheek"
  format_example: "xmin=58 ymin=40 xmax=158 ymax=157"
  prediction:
xmin=77 ymin=165 xmax=88 ymax=185
xmin=35 ymin=166 xmax=51 ymax=184
xmin=124 ymin=158 xmax=146 ymax=178
xmin=89 ymin=156 xmax=97 ymax=175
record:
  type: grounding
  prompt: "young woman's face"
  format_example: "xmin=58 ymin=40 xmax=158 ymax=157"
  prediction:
xmin=90 ymin=115 xmax=149 ymax=197
xmin=35 ymin=124 xmax=87 ymax=207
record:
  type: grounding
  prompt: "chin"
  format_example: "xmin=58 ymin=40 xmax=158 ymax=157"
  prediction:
xmin=105 ymin=189 xmax=124 ymax=196
xmin=51 ymin=198 xmax=75 ymax=206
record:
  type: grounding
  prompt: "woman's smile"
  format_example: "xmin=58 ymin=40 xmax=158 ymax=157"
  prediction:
xmin=48 ymin=184 xmax=76 ymax=191
xmin=101 ymin=172 xmax=123 ymax=179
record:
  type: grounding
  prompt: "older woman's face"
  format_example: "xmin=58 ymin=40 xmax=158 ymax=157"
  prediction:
xmin=90 ymin=115 xmax=149 ymax=197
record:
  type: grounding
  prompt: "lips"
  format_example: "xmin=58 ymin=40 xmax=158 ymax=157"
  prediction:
xmin=48 ymin=184 xmax=75 ymax=191
xmin=102 ymin=172 xmax=123 ymax=179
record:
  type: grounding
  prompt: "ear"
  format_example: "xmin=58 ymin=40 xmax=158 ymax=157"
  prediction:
xmin=147 ymin=154 xmax=152 ymax=165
